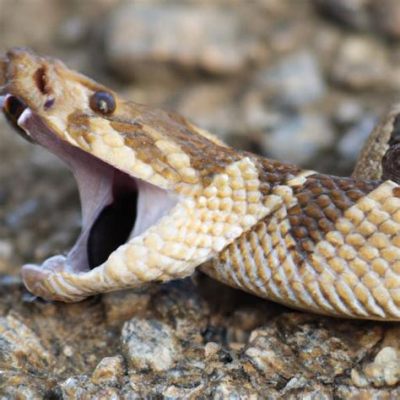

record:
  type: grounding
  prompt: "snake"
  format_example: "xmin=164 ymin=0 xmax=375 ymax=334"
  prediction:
xmin=2 ymin=48 xmax=400 ymax=321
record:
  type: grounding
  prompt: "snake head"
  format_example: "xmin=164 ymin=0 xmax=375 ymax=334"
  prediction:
xmin=0 ymin=48 xmax=258 ymax=302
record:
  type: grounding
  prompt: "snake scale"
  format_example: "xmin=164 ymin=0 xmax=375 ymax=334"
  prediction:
xmin=1 ymin=49 xmax=400 ymax=320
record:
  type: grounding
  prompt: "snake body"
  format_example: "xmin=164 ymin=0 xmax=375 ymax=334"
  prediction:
xmin=2 ymin=49 xmax=400 ymax=320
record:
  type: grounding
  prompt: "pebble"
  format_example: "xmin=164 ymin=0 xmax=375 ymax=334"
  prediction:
xmin=352 ymin=346 xmax=400 ymax=387
xmin=370 ymin=0 xmax=400 ymax=39
xmin=333 ymin=100 xmax=364 ymax=128
xmin=204 ymin=342 xmax=221 ymax=358
xmin=254 ymin=50 xmax=325 ymax=108
xmin=105 ymin=2 xmax=265 ymax=81
xmin=313 ymin=0 xmax=370 ymax=30
xmin=121 ymin=318 xmax=181 ymax=372
xmin=0 ymin=314 xmax=54 ymax=371
xmin=61 ymin=376 xmax=122 ymax=399
xmin=331 ymin=36 xmax=390 ymax=90
xmin=0 ymin=240 xmax=13 ymax=259
xmin=175 ymin=83 xmax=239 ymax=140
xmin=262 ymin=113 xmax=335 ymax=165
xmin=91 ymin=355 xmax=125 ymax=385
xmin=244 ymin=313 xmax=382 ymax=385
xmin=57 ymin=16 xmax=88 ymax=46
xmin=337 ymin=114 xmax=377 ymax=161
xmin=316 ymin=0 xmax=400 ymax=40
xmin=102 ymin=290 xmax=151 ymax=323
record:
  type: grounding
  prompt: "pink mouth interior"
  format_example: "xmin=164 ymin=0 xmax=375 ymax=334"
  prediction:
xmin=1 ymin=95 xmax=177 ymax=273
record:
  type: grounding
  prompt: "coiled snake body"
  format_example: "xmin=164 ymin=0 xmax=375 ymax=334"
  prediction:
xmin=1 ymin=49 xmax=400 ymax=320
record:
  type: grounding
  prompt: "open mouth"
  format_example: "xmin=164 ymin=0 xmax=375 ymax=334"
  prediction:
xmin=1 ymin=94 xmax=178 ymax=273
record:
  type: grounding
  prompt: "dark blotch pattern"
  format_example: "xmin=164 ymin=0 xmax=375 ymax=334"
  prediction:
xmin=33 ymin=66 xmax=49 ymax=95
xmin=289 ymin=174 xmax=380 ymax=254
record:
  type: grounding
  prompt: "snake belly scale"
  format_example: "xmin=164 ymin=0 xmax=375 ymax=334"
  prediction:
xmin=2 ymin=48 xmax=400 ymax=320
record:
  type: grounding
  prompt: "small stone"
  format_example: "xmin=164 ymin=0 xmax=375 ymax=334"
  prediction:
xmin=337 ymin=114 xmax=377 ymax=161
xmin=204 ymin=342 xmax=221 ymax=358
xmin=313 ymin=0 xmax=370 ymax=30
xmin=254 ymin=50 xmax=325 ymax=108
xmin=0 ymin=314 xmax=54 ymax=371
xmin=105 ymin=3 xmax=265 ymax=81
xmin=152 ymin=280 xmax=209 ymax=342
xmin=353 ymin=346 xmax=400 ymax=387
xmin=370 ymin=0 xmax=400 ymax=40
xmin=244 ymin=327 xmax=302 ymax=382
xmin=175 ymin=83 xmax=238 ymax=140
xmin=162 ymin=385 xmax=204 ymax=399
xmin=0 ymin=385 xmax=43 ymax=400
xmin=0 ymin=240 xmax=12 ymax=259
xmin=331 ymin=36 xmax=390 ymax=90
xmin=333 ymin=101 xmax=364 ymax=128
xmin=57 ymin=16 xmax=87 ymax=46
xmin=209 ymin=378 xmax=258 ymax=399
xmin=121 ymin=318 xmax=181 ymax=372
xmin=61 ymin=375 xmax=121 ymax=399
xmin=63 ymin=345 xmax=74 ymax=357
xmin=262 ymin=113 xmax=334 ymax=165
xmin=103 ymin=290 xmax=151 ymax=323
xmin=337 ymin=385 xmax=400 ymax=399
xmin=91 ymin=355 xmax=125 ymax=385
xmin=244 ymin=313 xmax=382 ymax=385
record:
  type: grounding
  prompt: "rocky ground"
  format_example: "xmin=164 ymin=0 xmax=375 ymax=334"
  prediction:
xmin=1 ymin=0 xmax=400 ymax=398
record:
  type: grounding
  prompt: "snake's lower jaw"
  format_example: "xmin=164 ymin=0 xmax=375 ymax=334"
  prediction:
xmin=22 ymin=258 xmax=88 ymax=302
xmin=21 ymin=258 xmax=60 ymax=301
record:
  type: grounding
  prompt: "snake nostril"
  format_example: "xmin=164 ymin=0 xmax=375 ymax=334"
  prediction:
xmin=33 ymin=66 xmax=49 ymax=95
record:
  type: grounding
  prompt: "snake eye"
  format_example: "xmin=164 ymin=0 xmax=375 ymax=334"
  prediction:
xmin=89 ymin=91 xmax=116 ymax=115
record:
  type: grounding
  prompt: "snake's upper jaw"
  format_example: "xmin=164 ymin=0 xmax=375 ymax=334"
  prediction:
xmin=1 ymin=94 xmax=178 ymax=287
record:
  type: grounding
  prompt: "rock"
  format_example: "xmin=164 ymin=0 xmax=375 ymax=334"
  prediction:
xmin=204 ymin=341 xmax=221 ymax=358
xmin=336 ymin=385 xmax=400 ymax=399
xmin=151 ymin=279 xmax=209 ymax=342
xmin=209 ymin=378 xmax=260 ymax=400
xmin=245 ymin=326 xmax=303 ymax=382
xmin=313 ymin=0 xmax=370 ymax=30
xmin=337 ymin=114 xmax=376 ymax=161
xmin=262 ymin=113 xmax=334 ymax=165
xmin=331 ymin=36 xmax=390 ymax=90
xmin=60 ymin=376 xmax=122 ymax=399
xmin=351 ymin=326 xmax=400 ymax=388
xmin=105 ymin=2 xmax=265 ymax=81
xmin=352 ymin=347 xmax=400 ymax=387
xmin=0 ymin=0 xmax=63 ymax=49
xmin=333 ymin=100 xmax=365 ymax=128
xmin=57 ymin=16 xmax=88 ymax=46
xmin=0 ymin=384 xmax=44 ymax=400
xmin=102 ymin=290 xmax=152 ymax=323
xmin=121 ymin=318 xmax=181 ymax=372
xmin=254 ymin=50 xmax=325 ymax=108
xmin=0 ymin=314 xmax=54 ymax=371
xmin=174 ymin=83 xmax=240 ymax=140
xmin=244 ymin=313 xmax=382 ymax=385
xmin=315 ymin=0 xmax=400 ymax=41
xmin=370 ymin=0 xmax=400 ymax=40
xmin=91 ymin=355 xmax=125 ymax=385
